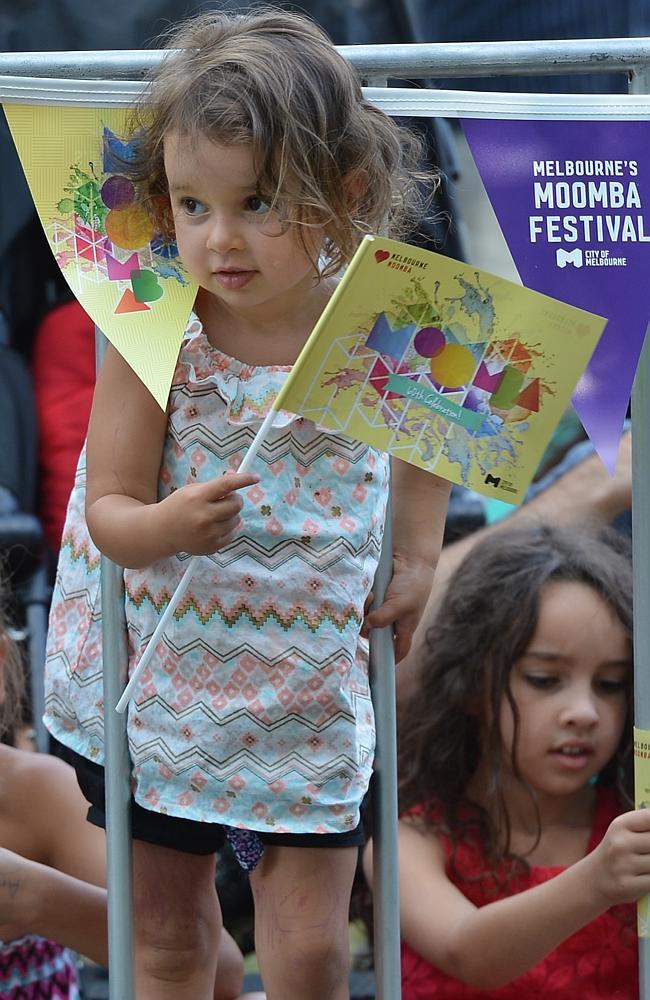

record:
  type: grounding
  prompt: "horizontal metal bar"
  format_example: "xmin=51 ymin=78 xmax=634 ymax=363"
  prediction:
xmin=0 ymin=37 xmax=649 ymax=82
xmin=345 ymin=37 xmax=650 ymax=79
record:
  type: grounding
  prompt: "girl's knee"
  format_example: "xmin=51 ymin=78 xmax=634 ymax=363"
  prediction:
xmin=296 ymin=932 xmax=350 ymax=979
xmin=136 ymin=910 xmax=221 ymax=984
xmin=214 ymin=929 xmax=245 ymax=1000
xmin=134 ymin=879 xmax=221 ymax=983
xmin=261 ymin=925 xmax=350 ymax=994
xmin=135 ymin=903 xmax=221 ymax=961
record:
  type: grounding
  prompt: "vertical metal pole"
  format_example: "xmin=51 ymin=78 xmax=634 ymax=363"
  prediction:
xmin=363 ymin=70 xmax=401 ymax=998
xmin=369 ymin=486 xmax=401 ymax=1000
xmin=24 ymin=563 xmax=50 ymax=752
xmin=629 ymin=62 xmax=650 ymax=1000
xmin=96 ymin=329 xmax=135 ymax=999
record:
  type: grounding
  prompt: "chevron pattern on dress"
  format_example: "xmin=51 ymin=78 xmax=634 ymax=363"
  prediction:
xmin=129 ymin=637 xmax=355 ymax=670
xmin=45 ymin=647 xmax=103 ymax=687
xmin=132 ymin=737 xmax=359 ymax=782
xmin=199 ymin=533 xmax=381 ymax=572
xmin=44 ymin=320 xmax=386 ymax=833
xmin=0 ymin=936 xmax=79 ymax=998
xmin=127 ymin=587 xmax=361 ymax=632
xmin=57 ymin=533 xmax=101 ymax=572
xmin=171 ymin=416 xmax=378 ymax=467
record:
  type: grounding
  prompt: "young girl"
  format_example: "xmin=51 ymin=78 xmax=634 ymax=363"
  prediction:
xmin=43 ymin=9 xmax=449 ymax=1000
xmin=0 ymin=568 xmax=256 ymax=1000
xmin=365 ymin=522 xmax=649 ymax=999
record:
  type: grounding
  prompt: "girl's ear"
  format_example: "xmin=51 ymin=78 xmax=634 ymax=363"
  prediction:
xmin=343 ymin=170 xmax=368 ymax=210
xmin=151 ymin=194 xmax=175 ymax=241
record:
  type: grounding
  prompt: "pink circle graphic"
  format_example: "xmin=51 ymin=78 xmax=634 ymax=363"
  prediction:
xmin=414 ymin=326 xmax=445 ymax=359
xmin=101 ymin=175 xmax=136 ymax=210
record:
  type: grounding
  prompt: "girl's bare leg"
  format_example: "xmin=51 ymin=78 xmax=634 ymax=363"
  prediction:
xmin=250 ymin=845 xmax=357 ymax=1000
xmin=132 ymin=841 xmax=221 ymax=1000
xmin=214 ymin=928 xmax=246 ymax=1000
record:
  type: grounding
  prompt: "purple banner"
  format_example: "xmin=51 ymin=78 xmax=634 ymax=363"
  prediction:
xmin=462 ymin=119 xmax=650 ymax=472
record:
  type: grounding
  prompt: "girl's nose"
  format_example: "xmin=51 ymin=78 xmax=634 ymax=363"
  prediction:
xmin=205 ymin=213 xmax=245 ymax=253
xmin=560 ymin=686 xmax=600 ymax=728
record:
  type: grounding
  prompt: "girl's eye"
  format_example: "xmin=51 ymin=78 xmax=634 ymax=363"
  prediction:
xmin=245 ymin=194 xmax=273 ymax=215
xmin=523 ymin=674 xmax=558 ymax=690
xmin=595 ymin=678 xmax=627 ymax=695
xmin=180 ymin=197 xmax=207 ymax=216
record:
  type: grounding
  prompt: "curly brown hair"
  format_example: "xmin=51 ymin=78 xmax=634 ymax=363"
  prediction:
xmin=126 ymin=7 xmax=435 ymax=276
xmin=398 ymin=521 xmax=633 ymax=883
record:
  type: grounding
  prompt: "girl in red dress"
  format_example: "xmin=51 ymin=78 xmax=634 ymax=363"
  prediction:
xmin=366 ymin=522 xmax=646 ymax=999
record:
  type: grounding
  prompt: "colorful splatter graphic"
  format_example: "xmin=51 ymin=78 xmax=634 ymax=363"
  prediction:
xmin=315 ymin=269 xmax=556 ymax=490
xmin=3 ymin=104 xmax=198 ymax=408
xmin=279 ymin=237 xmax=604 ymax=503
xmin=50 ymin=127 xmax=187 ymax=313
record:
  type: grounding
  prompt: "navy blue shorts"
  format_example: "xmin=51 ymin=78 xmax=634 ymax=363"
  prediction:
xmin=67 ymin=748 xmax=365 ymax=856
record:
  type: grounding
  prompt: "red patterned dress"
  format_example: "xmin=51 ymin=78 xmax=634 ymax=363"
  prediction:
xmin=402 ymin=787 xmax=637 ymax=999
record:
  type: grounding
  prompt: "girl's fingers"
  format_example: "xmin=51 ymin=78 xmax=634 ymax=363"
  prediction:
xmin=211 ymin=495 xmax=244 ymax=521
xmin=203 ymin=472 xmax=260 ymax=499
xmin=216 ymin=524 xmax=242 ymax=547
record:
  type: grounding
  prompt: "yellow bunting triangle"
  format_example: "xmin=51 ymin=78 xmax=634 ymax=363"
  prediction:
xmin=3 ymin=103 xmax=197 ymax=408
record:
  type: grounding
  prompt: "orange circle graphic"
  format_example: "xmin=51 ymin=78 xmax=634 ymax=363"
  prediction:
xmin=105 ymin=205 xmax=155 ymax=251
xmin=430 ymin=344 xmax=475 ymax=387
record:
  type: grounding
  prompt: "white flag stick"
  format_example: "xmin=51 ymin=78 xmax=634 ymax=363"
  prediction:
xmin=115 ymin=405 xmax=279 ymax=713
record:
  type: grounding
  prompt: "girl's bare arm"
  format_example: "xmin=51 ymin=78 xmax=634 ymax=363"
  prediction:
xmin=5 ymin=751 xmax=247 ymax=989
xmin=85 ymin=344 xmax=258 ymax=568
xmin=366 ymin=810 xmax=650 ymax=990
xmin=0 ymin=850 xmax=108 ymax=964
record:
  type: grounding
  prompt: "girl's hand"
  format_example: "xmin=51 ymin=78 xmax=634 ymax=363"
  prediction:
xmin=361 ymin=553 xmax=435 ymax=662
xmin=159 ymin=471 xmax=260 ymax=556
xmin=587 ymin=808 xmax=650 ymax=907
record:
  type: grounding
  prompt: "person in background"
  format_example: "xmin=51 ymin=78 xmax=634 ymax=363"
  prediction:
xmin=0 ymin=563 xmax=263 ymax=999
xmin=366 ymin=521 xmax=642 ymax=998
xmin=396 ymin=429 xmax=632 ymax=709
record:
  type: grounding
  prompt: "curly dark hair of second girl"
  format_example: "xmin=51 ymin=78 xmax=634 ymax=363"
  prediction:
xmin=124 ymin=7 xmax=437 ymax=276
xmin=398 ymin=521 xmax=633 ymax=878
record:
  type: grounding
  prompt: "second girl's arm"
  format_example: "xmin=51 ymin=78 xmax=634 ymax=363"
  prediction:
xmin=0 ymin=850 xmax=108 ymax=965
xmin=367 ymin=810 xmax=650 ymax=990
xmin=363 ymin=460 xmax=450 ymax=662
xmin=85 ymin=345 xmax=258 ymax=568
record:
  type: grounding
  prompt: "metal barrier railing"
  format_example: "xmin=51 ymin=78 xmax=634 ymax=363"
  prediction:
xmin=2 ymin=35 xmax=650 ymax=1000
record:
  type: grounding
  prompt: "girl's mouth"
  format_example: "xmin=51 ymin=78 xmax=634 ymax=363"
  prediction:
xmin=551 ymin=744 xmax=593 ymax=770
xmin=214 ymin=269 xmax=255 ymax=290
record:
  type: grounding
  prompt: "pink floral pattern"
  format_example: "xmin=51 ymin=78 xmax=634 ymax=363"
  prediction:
xmin=45 ymin=318 xmax=389 ymax=833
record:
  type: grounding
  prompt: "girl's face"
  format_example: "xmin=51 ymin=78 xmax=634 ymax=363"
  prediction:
xmin=163 ymin=133 xmax=324 ymax=327
xmin=500 ymin=580 xmax=630 ymax=799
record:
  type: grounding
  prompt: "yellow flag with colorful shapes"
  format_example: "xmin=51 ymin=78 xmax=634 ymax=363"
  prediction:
xmin=3 ymin=104 xmax=197 ymax=407
xmin=635 ymin=727 xmax=650 ymax=937
xmin=275 ymin=236 xmax=606 ymax=504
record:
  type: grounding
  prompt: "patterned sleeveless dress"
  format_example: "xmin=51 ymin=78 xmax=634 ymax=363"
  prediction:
xmin=0 ymin=935 xmax=80 ymax=999
xmin=44 ymin=317 xmax=389 ymax=834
